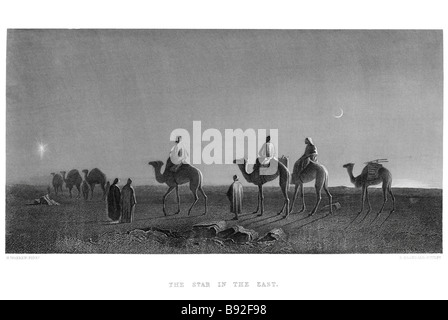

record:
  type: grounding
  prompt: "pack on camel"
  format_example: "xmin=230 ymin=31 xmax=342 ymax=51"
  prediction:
xmin=343 ymin=159 xmax=395 ymax=226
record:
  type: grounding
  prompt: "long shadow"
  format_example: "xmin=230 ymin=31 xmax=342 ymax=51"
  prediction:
xmin=238 ymin=213 xmax=263 ymax=222
xmin=281 ymin=213 xmax=330 ymax=229
xmin=296 ymin=214 xmax=330 ymax=229
xmin=249 ymin=216 xmax=285 ymax=229
xmin=344 ymin=211 xmax=371 ymax=231
xmin=243 ymin=214 xmax=280 ymax=225
xmin=239 ymin=212 xmax=256 ymax=218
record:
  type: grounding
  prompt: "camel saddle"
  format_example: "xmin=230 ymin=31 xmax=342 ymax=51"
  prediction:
xmin=363 ymin=163 xmax=383 ymax=181
xmin=253 ymin=158 xmax=271 ymax=171
xmin=165 ymin=158 xmax=184 ymax=173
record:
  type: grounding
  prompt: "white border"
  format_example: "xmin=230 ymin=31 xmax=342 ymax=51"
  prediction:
xmin=1 ymin=0 xmax=447 ymax=300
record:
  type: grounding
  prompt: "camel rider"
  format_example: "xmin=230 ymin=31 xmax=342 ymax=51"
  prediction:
xmin=298 ymin=137 xmax=318 ymax=173
xmin=254 ymin=136 xmax=276 ymax=171
xmin=169 ymin=136 xmax=189 ymax=172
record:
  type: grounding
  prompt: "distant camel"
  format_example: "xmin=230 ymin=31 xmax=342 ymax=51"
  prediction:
xmin=290 ymin=159 xmax=333 ymax=216
xmin=82 ymin=168 xmax=107 ymax=200
xmin=148 ymin=159 xmax=207 ymax=216
xmin=234 ymin=157 xmax=290 ymax=218
xmin=343 ymin=163 xmax=395 ymax=225
xmin=50 ymin=173 xmax=64 ymax=196
xmin=60 ymin=170 xmax=82 ymax=198
xmin=81 ymin=171 xmax=91 ymax=201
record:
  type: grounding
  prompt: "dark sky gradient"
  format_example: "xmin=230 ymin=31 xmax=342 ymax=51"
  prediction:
xmin=6 ymin=30 xmax=443 ymax=188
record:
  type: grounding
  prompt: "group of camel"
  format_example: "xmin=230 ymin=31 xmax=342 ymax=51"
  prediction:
xmin=50 ymin=168 xmax=108 ymax=200
xmin=148 ymin=156 xmax=396 ymax=225
xmin=50 ymin=155 xmax=395 ymax=226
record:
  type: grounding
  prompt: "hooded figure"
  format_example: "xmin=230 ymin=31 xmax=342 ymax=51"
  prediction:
xmin=169 ymin=136 xmax=189 ymax=172
xmin=121 ymin=178 xmax=137 ymax=224
xmin=107 ymin=178 xmax=121 ymax=222
xmin=298 ymin=137 xmax=318 ymax=173
xmin=258 ymin=136 xmax=277 ymax=166
xmin=226 ymin=175 xmax=244 ymax=220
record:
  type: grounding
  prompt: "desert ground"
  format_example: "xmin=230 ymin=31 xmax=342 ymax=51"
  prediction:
xmin=5 ymin=184 xmax=442 ymax=254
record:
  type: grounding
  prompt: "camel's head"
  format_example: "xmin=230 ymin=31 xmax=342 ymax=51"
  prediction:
xmin=50 ymin=172 xmax=55 ymax=176
xmin=148 ymin=161 xmax=164 ymax=167
xmin=343 ymin=163 xmax=355 ymax=169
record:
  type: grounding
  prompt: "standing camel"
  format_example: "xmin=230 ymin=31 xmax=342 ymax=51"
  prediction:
xmin=82 ymin=168 xmax=107 ymax=200
xmin=61 ymin=170 xmax=82 ymax=198
xmin=343 ymin=162 xmax=395 ymax=226
xmin=50 ymin=173 xmax=64 ymax=196
xmin=148 ymin=159 xmax=207 ymax=216
xmin=290 ymin=159 xmax=333 ymax=216
xmin=233 ymin=157 xmax=290 ymax=218
xmin=81 ymin=171 xmax=91 ymax=201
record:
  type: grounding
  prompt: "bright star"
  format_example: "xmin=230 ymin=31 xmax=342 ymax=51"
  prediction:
xmin=38 ymin=142 xmax=47 ymax=159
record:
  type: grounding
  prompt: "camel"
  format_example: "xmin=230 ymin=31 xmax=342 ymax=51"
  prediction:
xmin=81 ymin=168 xmax=107 ymax=200
xmin=81 ymin=171 xmax=91 ymax=201
xmin=233 ymin=157 xmax=290 ymax=218
xmin=343 ymin=163 xmax=395 ymax=225
xmin=60 ymin=170 xmax=82 ymax=198
xmin=50 ymin=173 xmax=64 ymax=196
xmin=148 ymin=159 xmax=207 ymax=216
xmin=290 ymin=159 xmax=333 ymax=216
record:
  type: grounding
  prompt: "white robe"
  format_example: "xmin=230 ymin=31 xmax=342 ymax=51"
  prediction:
xmin=170 ymin=142 xmax=189 ymax=165
xmin=258 ymin=142 xmax=276 ymax=165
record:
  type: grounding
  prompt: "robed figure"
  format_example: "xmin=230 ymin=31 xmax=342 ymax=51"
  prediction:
xmin=107 ymin=178 xmax=121 ymax=222
xmin=121 ymin=178 xmax=137 ymax=223
xmin=227 ymin=175 xmax=244 ymax=220
xmin=169 ymin=136 xmax=189 ymax=172
xmin=297 ymin=137 xmax=318 ymax=173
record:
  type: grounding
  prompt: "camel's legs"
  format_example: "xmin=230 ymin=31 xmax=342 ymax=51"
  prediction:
xmin=76 ymin=185 xmax=81 ymax=199
xmin=299 ymin=184 xmax=306 ymax=213
xmin=372 ymin=184 xmax=389 ymax=224
xmin=358 ymin=185 xmax=367 ymax=214
xmin=199 ymin=186 xmax=208 ymax=215
xmin=174 ymin=186 xmax=181 ymax=215
xmin=252 ymin=192 xmax=260 ymax=214
xmin=69 ymin=186 xmax=73 ymax=199
xmin=162 ymin=186 xmax=176 ymax=216
xmin=257 ymin=185 xmax=264 ymax=217
xmin=377 ymin=187 xmax=396 ymax=228
xmin=324 ymin=183 xmax=333 ymax=214
xmin=360 ymin=187 xmax=373 ymax=223
xmin=188 ymin=188 xmax=199 ymax=216
xmin=310 ymin=184 xmax=323 ymax=216
xmin=389 ymin=187 xmax=396 ymax=213
xmin=90 ymin=184 xmax=95 ymax=200
xmin=279 ymin=184 xmax=290 ymax=218
xmin=346 ymin=186 xmax=367 ymax=229
xmin=290 ymin=184 xmax=300 ymax=213
xmin=379 ymin=190 xmax=395 ymax=228
xmin=100 ymin=183 xmax=106 ymax=201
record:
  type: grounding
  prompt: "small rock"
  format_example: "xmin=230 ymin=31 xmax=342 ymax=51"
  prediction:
xmin=324 ymin=202 xmax=342 ymax=210
xmin=258 ymin=228 xmax=287 ymax=242
xmin=229 ymin=226 xmax=258 ymax=243
xmin=193 ymin=221 xmax=227 ymax=238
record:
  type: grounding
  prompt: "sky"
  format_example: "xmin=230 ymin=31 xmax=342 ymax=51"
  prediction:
xmin=6 ymin=30 xmax=443 ymax=188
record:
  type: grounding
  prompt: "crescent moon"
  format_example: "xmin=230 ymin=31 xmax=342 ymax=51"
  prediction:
xmin=334 ymin=108 xmax=344 ymax=119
